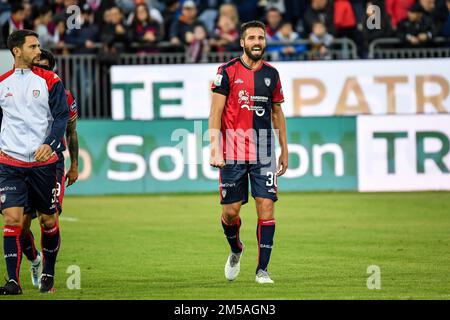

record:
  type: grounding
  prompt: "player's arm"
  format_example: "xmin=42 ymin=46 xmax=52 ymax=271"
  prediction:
xmin=272 ymin=103 xmax=288 ymax=176
xmin=35 ymin=80 xmax=69 ymax=162
xmin=65 ymin=118 xmax=79 ymax=186
xmin=209 ymin=92 xmax=226 ymax=168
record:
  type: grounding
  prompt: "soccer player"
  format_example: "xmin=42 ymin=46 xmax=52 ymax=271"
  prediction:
xmin=0 ymin=30 xmax=69 ymax=295
xmin=209 ymin=20 xmax=288 ymax=284
xmin=19 ymin=49 xmax=79 ymax=289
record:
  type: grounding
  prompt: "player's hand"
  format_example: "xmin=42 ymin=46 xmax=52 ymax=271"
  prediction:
xmin=66 ymin=166 xmax=78 ymax=187
xmin=277 ymin=152 xmax=288 ymax=177
xmin=210 ymin=153 xmax=225 ymax=169
xmin=34 ymin=144 xmax=53 ymax=162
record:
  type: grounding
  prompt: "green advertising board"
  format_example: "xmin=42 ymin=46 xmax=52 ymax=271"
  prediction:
xmin=66 ymin=117 xmax=357 ymax=195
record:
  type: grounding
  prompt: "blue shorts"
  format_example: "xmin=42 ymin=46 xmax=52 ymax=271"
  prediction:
xmin=24 ymin=154 xmax=65 ymax=218
xmin=219 ymin=159 xmax=278 ymax=205
xmin=0 ymin=161 xmax=60 ymax=215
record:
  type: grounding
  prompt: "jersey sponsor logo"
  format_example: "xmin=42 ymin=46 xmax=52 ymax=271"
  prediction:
xmin=214 ymin=74 xmax=223 ymax=86
xmin=70 ymin=100 xmax=77 ymax=112
xmin=0 ymin=186 xmax=17 ymax=192
xmin=220 ymin=182 xmax=236 ymax=187
xmin=238 ymin=90 xmax=266 ymax=116
xmin=264 ymin=78 xmax=271 ymax=87
xmin=234 ymin=78 xmax=244 ymax=84
xmin=32 ymin=90 xmax=40 ymax=98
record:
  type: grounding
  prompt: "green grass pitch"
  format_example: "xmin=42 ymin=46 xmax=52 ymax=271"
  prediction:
xmin=1 ymin=192 xmax=450 ymax=300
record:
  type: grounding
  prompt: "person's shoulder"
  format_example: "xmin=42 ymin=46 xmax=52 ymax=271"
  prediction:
xmin=219 ymin=57 xmax=240 ymax=71
xmin=31 ymin=66 xmax=61 ymax=90
xmin=262 ymin=60 xmax=278 ymax=71
xmin=0 ymin=68 xmax=14 ymax=83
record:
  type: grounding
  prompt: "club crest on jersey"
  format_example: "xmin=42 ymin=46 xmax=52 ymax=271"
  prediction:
xmin=32 ymin=90 xmax=40 ymax=98
xmin=264 ymin=78 xmax=271 ymax=87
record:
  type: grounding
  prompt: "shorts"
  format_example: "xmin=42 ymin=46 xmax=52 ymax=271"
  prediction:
xmin=219 ymin=158 xmax=278 ymax=205
xmin=0 ymin=161 xmax=60 ymax=215
xmin=24 ymin=154 xmax=65 ymax=218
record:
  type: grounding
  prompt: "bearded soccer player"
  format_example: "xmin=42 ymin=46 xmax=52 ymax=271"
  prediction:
xmin=209 ymin=20 xmax=288 ymax=284
xmin=18 ymin=49 xmax=79 ymax=290
xmin=0 ymin=30 xmax=68 ymax=295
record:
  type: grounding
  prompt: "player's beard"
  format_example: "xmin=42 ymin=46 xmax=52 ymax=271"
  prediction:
xmin=244 ymin=43 xmax=265 ymax=62
xmin=25 ymin=54 xmax=40 ymax=68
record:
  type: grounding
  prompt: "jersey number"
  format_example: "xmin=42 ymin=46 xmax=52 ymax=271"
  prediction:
xmin=266 ymin=172 xmax=277 ymax=187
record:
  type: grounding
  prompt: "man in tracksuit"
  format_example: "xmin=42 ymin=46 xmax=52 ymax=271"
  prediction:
xmin=0 ymin=30 xmax=69 ymax=295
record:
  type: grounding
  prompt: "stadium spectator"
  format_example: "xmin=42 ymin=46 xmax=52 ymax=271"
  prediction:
xmin=283 ymin=0 xmax=308 ymax=35
xmin=22 ymin=0 xmax=33 ymax=29
xmin=197 ymin=0 xmax=227 ymax=34
xmin=127 ymin=0 xmax=164 ymax=25
xmin=385 ymin=0 xmax=415 ymax=29
xmin=50 ymin=0 xmax=66 ymax=15
xmin=303 ymin=0 xmax=334 ymax=37
xmin=187 ymin=23 xmax=210 ymax=62
xmin=309 ymin=20 xmax=334 ymax=60
xmin=397 ymin=3 xmax=434 ymax=46
xmin=333 ymin=0 xmax=364 ymax=57
xmin=265 ymin=7 xmax=283 ymax=40
xmin=418 ymin=0 xmax=448 ymax=37
xmin=1 ymin=2 xmax=26 ymax=47
xmin=162 ymin=0 xmax=180 ymax=41
xmin=209 ymin=9 xmax=240 ymax=52
xmin=50 ymin=15 xmax=68 ymax=54
xmin=0 ymin=0 xmax=11 ymax=27
xmin=267 ymin=20 xmax=307 ymax=61
xmin=64 ymin=3 xmax=99 ymax=53
xmin=217 ymin=3 xmax=239 ymax=30
xmin=169 ymin=0 xmax=206 ymax=46
xmin=91 ymin=0 xmax=117 ymax=25
xmin=100 ymin=6 xmax=129 ymax=52
xmin=233 ymin=0 xmax=263 ymax=22
xmin=442 ymin=0 xmax=450 ymax=37
xmin=129 ymin=2 xmax=162 ymax=53
xmin=361 ymin=0 xmax=393 ymax=57
xmin=52 ymin=0 xmax=79 ymax=27
xmin=33 ymin=7 xmax=54 ymax=48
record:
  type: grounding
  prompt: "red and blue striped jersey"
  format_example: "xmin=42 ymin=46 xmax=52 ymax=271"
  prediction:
xmin=211 ymin=57 xmax=284 ymax=161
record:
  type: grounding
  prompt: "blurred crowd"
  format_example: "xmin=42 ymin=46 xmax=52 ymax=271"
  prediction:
xmin=1 ymin=0 xmax=450 ymax=61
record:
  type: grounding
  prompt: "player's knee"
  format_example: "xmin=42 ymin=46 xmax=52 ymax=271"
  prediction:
xmin=222 ymin=206 xmax=240 ymax=222
xmin=38 ymin=214 xmax=57 ymax=230
xmin=2 ymin=209 xmax=23 ymax=227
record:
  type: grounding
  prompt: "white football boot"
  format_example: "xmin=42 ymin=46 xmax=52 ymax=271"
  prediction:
xmin=224 ymin=244 xmax=244 ymax=281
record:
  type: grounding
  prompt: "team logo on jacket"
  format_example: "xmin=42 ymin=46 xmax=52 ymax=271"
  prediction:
xmin=264 ymin=78 xmax=271 ymax=87
xmin=32 ymin=90 xmax=40 ymax=98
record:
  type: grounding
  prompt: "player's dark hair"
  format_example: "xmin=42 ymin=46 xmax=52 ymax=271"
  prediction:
xmin=7 ymin=29 xmax=39 ymax=57
xmin=240 ymin=20 xmax=266 ymax=39
xmin=38 ymin=49 xmax=56 ymax=71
